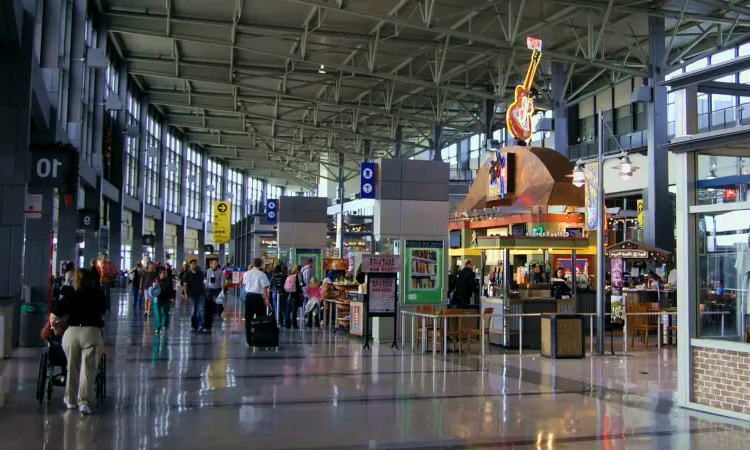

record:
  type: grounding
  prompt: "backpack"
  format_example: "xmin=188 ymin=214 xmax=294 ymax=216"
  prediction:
xmin=284 ymin=275 xmax=297 ymax=293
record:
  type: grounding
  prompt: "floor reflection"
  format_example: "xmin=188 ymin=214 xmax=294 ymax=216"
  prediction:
xmin=0 ymin=290 xmax=746 ymax=449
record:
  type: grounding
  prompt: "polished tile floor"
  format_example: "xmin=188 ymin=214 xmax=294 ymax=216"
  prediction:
xmin=0 ymin=290 xmax=748 ymax=449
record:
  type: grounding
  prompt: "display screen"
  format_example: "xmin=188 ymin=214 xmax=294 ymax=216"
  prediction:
xmin=449 ymin=230 xmax=461 ymax=248
xmin=404 ymin=240 xmax=444 ymax=304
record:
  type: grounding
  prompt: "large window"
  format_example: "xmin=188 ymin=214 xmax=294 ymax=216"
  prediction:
xmin=79 ymin=15 xmax=97 ymax=165
xmin=105 ymin=56 xmax=119 ymax=121
xmin=227 ymin=169 xmax=244 ymax=223
xmin=247 ymin=177 xmax=263 ymax=215
xmin=268 ymin=185 xmax=283 ymax=201
xmin=124 ymin=90 xmax=141 ymax=198
xmin=692 ymin=152 xmax=750 ymax=341
xmin=206 ymin=159 xmax=224 ymax=219
xmin=186 ymin=146 xmax=202 ymax=220
xmin=144 ymin=111 xmax=161 ymax=206
xmin=165 ymin=131 xmax=182 ymax=214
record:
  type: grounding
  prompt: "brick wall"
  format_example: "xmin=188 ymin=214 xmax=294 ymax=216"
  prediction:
xmin=692 ymin=346 xmax=750 ymax=415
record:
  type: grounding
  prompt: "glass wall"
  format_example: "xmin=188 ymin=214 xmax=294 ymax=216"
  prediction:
xmin=124 ymin=90 xmax=141 ymax=198
xmin=227 ymin=169 xmax=244 ymax=223
xmin=247 ymin=177 xmax=264 ymax=215
xmin=144 ymin=110 xmax=161 ymax=206
xmin=186 ymin=146 xmax=202 ymax=220
xmin=268 ymin=185 xmax=283 ymax=201
xmin=165 ymin=131 xmax=182 ymax=214
xmin=206 ymin=159 xmax=224 ymax=218
xmin=79 ymin=16 xmax=97 ymax=165
xmin=692 ymin=152 xmax=750 ymax=341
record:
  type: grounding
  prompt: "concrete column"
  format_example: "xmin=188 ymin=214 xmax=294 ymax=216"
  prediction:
xmin=336 ymin=152 xmax=345 ymax=256
xmin=131 ymin=209 xmax=143 ymax=268
xmin=23 ymin=187 xmax=55 ymax=302
xmin=66 ymin=0 xmax=86 ymax=147
xmin=674 ymin=84 xmax=698 ymax=137
xmin=57 ymin=192 xmax=79 ymax=264
xmin=82 ymin=186 xmax=100 ymax=264
xmin=217 ymin=164 xmax=228 ymax=264
xmin=483 ymin=98 xmax=494 ymax=139
xmin=432 ymin=123 xmax=443 ymax=161
xmin=392 ymin=126 xmax=402 ymax=158
xmin=645 ymin=17 xmax=672 ymax=251
xmin=551 ymin=62 xmax=568 ymax=154
xmin=459 ymin=138 xmax=470 ymax=170
xmin=155 ymin=117 xmax=168 ymax=263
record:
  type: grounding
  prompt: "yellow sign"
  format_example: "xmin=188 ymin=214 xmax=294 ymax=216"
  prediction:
xmin=637 ymin=199 xmax=644 ymax=226
xmin=213 ymin=201 xmax=231 ymax=244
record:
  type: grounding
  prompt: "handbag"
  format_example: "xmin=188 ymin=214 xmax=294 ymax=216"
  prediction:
xmin=215 ymin=291 xmax=225 ymax=305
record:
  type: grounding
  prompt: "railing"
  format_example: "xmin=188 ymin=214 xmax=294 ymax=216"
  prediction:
xmin=399 ymin=309 xmax=733 ymax=359
xmin=566 ymin=129 xmax=647 ymax=161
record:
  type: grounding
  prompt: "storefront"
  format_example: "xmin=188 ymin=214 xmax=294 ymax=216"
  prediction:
xmin=450 ymin=145 xmax=599 ymax=348
xmin=669 ymin=130 xmax=750 ymax=421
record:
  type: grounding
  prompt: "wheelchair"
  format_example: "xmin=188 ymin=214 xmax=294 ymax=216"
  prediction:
xmin=36 ymin=340 xmax=106 ymax=405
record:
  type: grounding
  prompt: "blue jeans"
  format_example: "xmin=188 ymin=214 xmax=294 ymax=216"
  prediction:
xmin=190 ymin=294 xmax=206 ymax=330
xmin=102 ymin=283 xmax=111 ymax=312
xmin=153 ymin=297 xmax=170 ymax=330
xmin=132 ymin=285 xmax=143 ymax=310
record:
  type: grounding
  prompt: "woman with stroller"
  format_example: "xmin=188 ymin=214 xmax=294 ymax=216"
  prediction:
xmin=51 ymin=268 xmax=106 ymax=414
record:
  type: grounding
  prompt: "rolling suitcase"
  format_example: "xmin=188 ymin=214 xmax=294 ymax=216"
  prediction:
xmin=251 ymin=315 xmax=280 ymax=347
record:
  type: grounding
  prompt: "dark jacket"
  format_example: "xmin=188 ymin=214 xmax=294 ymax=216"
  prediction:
xmin=53 ymin=286 xmax=106 ymax=328
xmin=453 ymin=267 xmax=478 ymax=306
xmin=271 ymin=272 xmax=286 ymax=292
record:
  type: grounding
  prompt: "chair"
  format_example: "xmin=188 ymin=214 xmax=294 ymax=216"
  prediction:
xmin=414 ymin=305 xmax=436 ymax=350
xmin=434 ymin=309 xmax=464 ymax=355
xmin=628 ymin=304 xmax=658 ymax=348
xmin=459 ymin=307 xmax=494 ymax=354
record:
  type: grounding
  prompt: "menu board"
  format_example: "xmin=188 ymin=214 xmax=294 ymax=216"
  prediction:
xmin=404 ymin=240 xmax=444 ymax=304
xmin=610 ymin=258 xmax=624 ymax=323
xmin=368 ymin=276 xmax=396 ymax=315
xmin=361 ymin=254 xmax=401 ymax=273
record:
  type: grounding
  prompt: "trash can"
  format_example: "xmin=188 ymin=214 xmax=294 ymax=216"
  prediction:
xmin=541 ymin=314 xmax=585 ymax=359
xmin=19 ymin=303 xmax=47 ymax=348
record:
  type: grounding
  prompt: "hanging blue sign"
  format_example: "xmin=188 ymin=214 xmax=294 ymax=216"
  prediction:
xmin=266 ymin=199 xmax=278 ymax=223
xmin=360 ymin=162 xmax=376 ymax=199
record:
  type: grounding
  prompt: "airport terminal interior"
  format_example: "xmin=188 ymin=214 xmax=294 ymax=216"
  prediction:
xmin=1 ymin=0 xmax=750 ymax=448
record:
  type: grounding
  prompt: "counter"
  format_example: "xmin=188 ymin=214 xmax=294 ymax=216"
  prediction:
xmin=481 ymin=296 xmax=575 ymax=349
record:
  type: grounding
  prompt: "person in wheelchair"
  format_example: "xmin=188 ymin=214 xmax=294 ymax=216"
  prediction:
xmin=52 ymin=268 xmax=106 ymax=415
xmin=40 ymin=319 xmax=68 ymax=386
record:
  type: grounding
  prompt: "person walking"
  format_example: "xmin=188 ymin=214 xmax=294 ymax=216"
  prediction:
xmin=301 ymin=259 xmax=314 ymax=286
xmin=89 ymin=259 xmax=101 ymax=290
xmin=140 ymin=262 xmax=158 ymax=317
xmin=183 ymin=260 xmax=207 ymax=332
xmin=53 ymin=269 xmax=106 ymax=415
xmin=204 ymin=260 xmax=223 ymax=330
xmin=242 ymin=258 xmax=271 ymax=347
xmin=97 ymin=252 xmax=116 ymax=313
xmin=153 ymin=269 xmax=174 ymax=334
xmin=270 ymin=265 xmax=286 ymax=326
xmin=284 ymin=265 xmax=304 ymax=329
xmin=130 ymin=262 xmax=143 ymax=311
xmin=451 ymin=259 xmax=478 ymax=307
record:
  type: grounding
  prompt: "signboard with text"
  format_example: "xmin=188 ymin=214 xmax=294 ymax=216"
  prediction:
xmin=367 ymin=276 xmax=397 ymax=316
xmin=361 ymin=254 xmax=401 ymax=273
xmin=213 ymin=201 xmax=231 ymax=244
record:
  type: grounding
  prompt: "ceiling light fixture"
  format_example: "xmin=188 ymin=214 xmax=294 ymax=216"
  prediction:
xmin=706 ymin=164 xmax=718 ymax=180
xmin=318 ymin=64 xmax=326 ymax=74
xmin=571 ymin=160 xmax=585 ymax=188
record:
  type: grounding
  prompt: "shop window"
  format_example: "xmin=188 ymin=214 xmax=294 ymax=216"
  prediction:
xmin=695 ymin=211 xmax=750 ymax=341
xmin=696 ymin=154 xmax=750 ymax=205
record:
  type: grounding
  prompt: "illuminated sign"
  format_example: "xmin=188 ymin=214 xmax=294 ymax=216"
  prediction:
xmin=525 ymin=230 xmax=571 ymax=238
xmin=607 ymin=249 xmax=649 ymax=259
xmin=487 ymin=149 xmax=515 ymax=198
xmin=506 ymin=41 xmax=542 ymax=143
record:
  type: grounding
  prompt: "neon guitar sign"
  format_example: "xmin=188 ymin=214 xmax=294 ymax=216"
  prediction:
xmin=506 ymin=40 xmax=542 ymax=143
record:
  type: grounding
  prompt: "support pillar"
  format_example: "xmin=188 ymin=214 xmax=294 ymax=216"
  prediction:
xmin=551 ymin=62 xmax=568 ymax=154
xmin=24 ymin=188 xmax=55 ymax=302
xmin=645 ymin=17 xmax=672 ymax=251
xmin=82 ymin=186 xmax=100 ymax=265
xmin=131 ymin=209 xmax=143 ymax=268
xmin=483 ymin=98 xmax=494 ymax=139
xmin=336 ymin=152 xmax=345 ymax=256
xmin=432 ymin=123 xmax=443 ymax=161
xmin=392 ymin=126 xmax=402 ymax=159
xmin=57 ymin=196 xmax=79 ymax=265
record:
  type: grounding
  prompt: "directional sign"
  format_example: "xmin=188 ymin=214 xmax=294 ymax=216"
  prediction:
xmin=213 ymin=201 xmax=231 ymax=244
xmin=30 ymin=150 xmax=74 ymax=187
xmin=24 ymin=194 xmax=42 ymax=219
xmin=77 ymin=209 xmax=99 ymax=230
xmin=360 ymin=162 xmax=376 ymax=199
xmin=266 ymin=199 xmax=278 ymax=223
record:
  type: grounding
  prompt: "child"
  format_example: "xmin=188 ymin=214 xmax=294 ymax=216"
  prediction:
xmin=148 ymin=280 xmax=165 ymax=334
xmin=303 ymin=277 xmax=324 ymax=328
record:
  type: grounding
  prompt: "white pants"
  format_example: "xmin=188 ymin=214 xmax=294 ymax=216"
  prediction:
xmin=62 ymin=326 xmax=102 ymax=406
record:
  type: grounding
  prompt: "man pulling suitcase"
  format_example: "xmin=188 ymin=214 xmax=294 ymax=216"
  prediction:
xmin=242 ymin=258 xmax=276 ymax=347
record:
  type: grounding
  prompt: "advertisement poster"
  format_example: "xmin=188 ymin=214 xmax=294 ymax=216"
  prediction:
xmin=296 ymin=249 xmax=322 ymax=281
xmin=212 ymin=201 xmax=231 ymax=244
xmin=404 ymin=240 xmax=444 ymax=304
xmin=350 ymin=302 xmax=364 ymax=335
xmin=610 ymin=258 xmax=624 ymax=323
xmin=368 ymin=277 xmax=396 ymax=315
xmin=323 ymin=258 xmax=349 ymax=271
xmin=584 ymin=162 xmax=598 ymax=230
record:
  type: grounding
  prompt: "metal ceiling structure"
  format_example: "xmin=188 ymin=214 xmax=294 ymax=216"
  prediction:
xmin=96 ymin=0 xmax=750 ymax=188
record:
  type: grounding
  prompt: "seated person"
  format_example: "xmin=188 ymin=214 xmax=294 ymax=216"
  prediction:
xmin=303 ymin=277 xmax=324 ymax=328
xmin=41 ymin=315 xmax=68 ymax=386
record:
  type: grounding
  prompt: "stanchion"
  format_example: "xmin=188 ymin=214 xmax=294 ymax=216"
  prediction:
xmin=390 ymin=301 xmax=399 ymax=350
xmin=623 ymin=313 xmax=628 ymax=354
xmin=432 ymin=315 xmax=437 ymax=359
xmin=421 ymin=317 xmax=426 ymax=354
xmin=519 ymin=319 xmax=523 ymax=356
xmin=401 ymin=313 xmax=405 ymax=351
xmin=443 ymin=317 xmax=448 ymax=360
xmin=411 ymin=316 xmax=415 ymax=352
xmin=481 ymin=313 xmax=485 ymax=356
xmin=363 ymin=312 xmax=371 ymax=350
xmin=589 ymin=316 xmax=594 ymax=355
xmin=721 ymin=313 xmax=725 ymax=337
